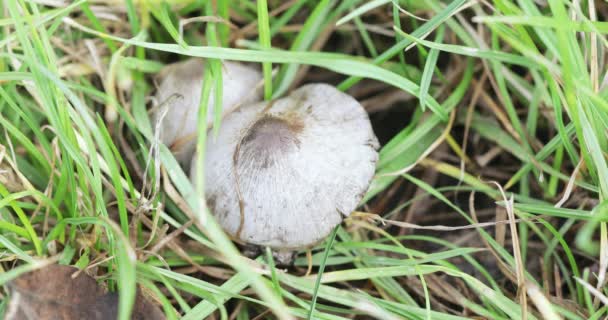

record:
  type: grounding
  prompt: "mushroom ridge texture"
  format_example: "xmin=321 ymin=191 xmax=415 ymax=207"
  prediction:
xmin=152 ymin=59 xmax=262 ymax=166
xmin=193 ymin=83 xmax=379 ymax=249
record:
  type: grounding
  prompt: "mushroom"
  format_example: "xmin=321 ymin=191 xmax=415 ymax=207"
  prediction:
xmin=152 ymin=59 xmax=262 ymax=166
xmin=191 ymin=83 xmax=379 ymax=251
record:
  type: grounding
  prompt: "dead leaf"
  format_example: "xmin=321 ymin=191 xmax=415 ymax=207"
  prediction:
xmin=0 ymin=162 xmax=23 ymax=193
xmin=4 ymin=264 xmax=165 ymax=320
xmin=132 ymin=289 xmax=166 ymax=320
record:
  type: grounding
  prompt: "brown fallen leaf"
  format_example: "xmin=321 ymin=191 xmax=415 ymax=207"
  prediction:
xmin=131 ymin=291 xmax=167 ymax=320
xmin=4 ymin=264 xmax=165 ymax=320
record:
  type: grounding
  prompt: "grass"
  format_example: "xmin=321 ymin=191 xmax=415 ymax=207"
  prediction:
xmin=0 ymin=0 xmax=607 ymax=319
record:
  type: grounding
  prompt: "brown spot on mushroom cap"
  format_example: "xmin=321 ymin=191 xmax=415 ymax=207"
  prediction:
xmin=239 ymin=115 xmax=303 ymax=169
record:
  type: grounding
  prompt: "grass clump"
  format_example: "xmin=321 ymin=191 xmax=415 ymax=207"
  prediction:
xmin=0 ymin=0 xmax=607 ymax=319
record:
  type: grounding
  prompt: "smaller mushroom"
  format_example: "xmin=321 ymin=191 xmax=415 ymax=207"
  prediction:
xmin=152 ymin=59 xmax=262 ymax=166
xmin=191 ymin=83 xmax=379 ymax=252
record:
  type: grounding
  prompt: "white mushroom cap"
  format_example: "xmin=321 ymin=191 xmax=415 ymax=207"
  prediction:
xmin=192 ymin=83 xmax=379 ymax=249
xmin=152 ymin=59 xmax=262 ymax=165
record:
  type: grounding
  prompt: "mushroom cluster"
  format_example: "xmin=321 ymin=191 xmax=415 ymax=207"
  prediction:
xmin=153 ymin=59 xmax=379 ymax=252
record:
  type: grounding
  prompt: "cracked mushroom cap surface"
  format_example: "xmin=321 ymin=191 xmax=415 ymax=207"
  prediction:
xmin=192 ymin=83 xmax=379 ymax=249
xmin=152 ymin=59 xmax=262 ymax=166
